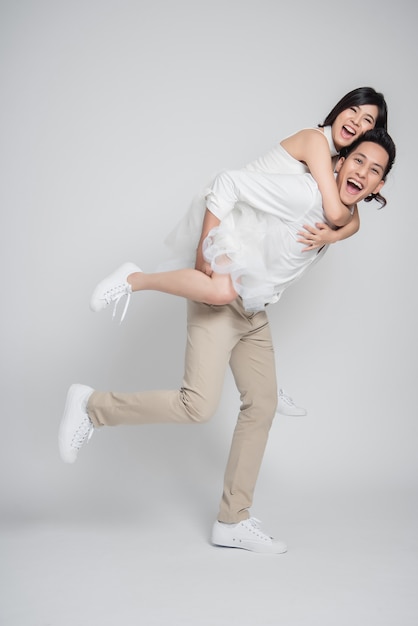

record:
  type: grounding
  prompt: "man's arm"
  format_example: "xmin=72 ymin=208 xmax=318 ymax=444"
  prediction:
xmin=195 ymin=209 xmax=220 ymax=274
xmin=298 ymin=206 xmax=360 ymax=251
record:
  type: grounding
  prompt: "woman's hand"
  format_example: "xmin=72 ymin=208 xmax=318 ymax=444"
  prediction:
xmin=297 ymin=222 xmax=338 ymax=251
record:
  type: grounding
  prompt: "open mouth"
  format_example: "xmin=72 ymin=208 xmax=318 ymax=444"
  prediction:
xmin=346 ymin=178 xmax=363 ymax=194
xmin=341 ymin=125 xmax=356 ymax=139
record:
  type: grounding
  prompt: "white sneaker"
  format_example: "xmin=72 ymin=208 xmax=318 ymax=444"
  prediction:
xmin=90 ymin=262 xmax=142 ymax=322
xmin=211 ymin=517 xmax=287 ymax=554
xmin=59 ymin=384 xmax=95 ymax=463
xmin=277 ymin=388 xmax=307 ymax=416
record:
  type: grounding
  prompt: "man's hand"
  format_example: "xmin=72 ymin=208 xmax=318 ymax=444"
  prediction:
xmin=297 ymin=222 xmax=338 ymax=251
xmin=195 ymin=246 xmax=213 ymax=276
xmin=194 ymin=208 xmax=220 ymax=275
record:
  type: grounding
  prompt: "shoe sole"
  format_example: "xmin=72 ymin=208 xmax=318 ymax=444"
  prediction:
xmin=212 ymin=538 xmax=287 ymax=554
xmin=212 ymin=526 xmax=287 ymax=554
xmin=58 ymin=384 xmax=92 ymax=464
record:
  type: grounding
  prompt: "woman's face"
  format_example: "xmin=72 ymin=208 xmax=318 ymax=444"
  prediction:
xmin=332 ymin=104 xmax=379 ymax=151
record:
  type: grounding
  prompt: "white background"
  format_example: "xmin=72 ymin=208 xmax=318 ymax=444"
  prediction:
xmin=1 ymin=1 xmax=417 ymax=624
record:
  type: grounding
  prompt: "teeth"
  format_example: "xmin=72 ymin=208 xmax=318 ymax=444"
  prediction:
xmin=348 ymin=178 xmax=363 ymax=190
xmin=343 ymin=125 xmax=355 ymax=135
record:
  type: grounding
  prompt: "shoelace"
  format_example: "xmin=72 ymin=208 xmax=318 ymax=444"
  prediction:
xmin=71 ymin=416 xmax=94 ymax=450
xmin=279 ymin=389 xmax=295 ymax=407
xmin=111 ymin=292 xmax=131 ymax=323
xmin=102 ymin=284 xmax=132 ymax=323
xmin=248 ymin=517 xmax=262 ymax=528
xmin=246 ymin=518 xmax=272 ymax=541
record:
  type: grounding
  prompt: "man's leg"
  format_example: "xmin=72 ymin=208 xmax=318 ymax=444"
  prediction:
xmin=211 ymin=302 xmax=287 ymax=553
xmin=217 ymin=305 xmax=278 ymax=523
xmin=60 ymin=300 xmax=244 ymax=463
xmin=86 ymin=300 xmax=241 ymax=427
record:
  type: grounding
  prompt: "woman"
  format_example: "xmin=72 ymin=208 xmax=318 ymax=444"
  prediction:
xmin=175 ymin=86 xmax=388 ymax=279
xmin=89 ymin=89 xmax=389 ymax=314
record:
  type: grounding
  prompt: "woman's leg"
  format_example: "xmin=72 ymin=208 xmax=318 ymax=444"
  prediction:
xmin=127 ymin=268 xmax=237 ymax=305
xmin=90 ymin=263 xmax=238 ymax=320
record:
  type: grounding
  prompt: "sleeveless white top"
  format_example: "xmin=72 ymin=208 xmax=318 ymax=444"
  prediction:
xmin=245 ymin=125 xmax=338 ymax=174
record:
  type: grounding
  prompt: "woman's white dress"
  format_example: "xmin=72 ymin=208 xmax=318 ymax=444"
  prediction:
xmin=163 ymin=127 xmax=339 ymax=311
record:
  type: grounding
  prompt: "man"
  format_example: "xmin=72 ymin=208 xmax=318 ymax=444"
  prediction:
xmin=59 ymin=129 xmax=395 ymax=554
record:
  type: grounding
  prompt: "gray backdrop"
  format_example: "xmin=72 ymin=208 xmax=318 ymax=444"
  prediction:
xmin=1 ymin=0 xmax=416 ymax=524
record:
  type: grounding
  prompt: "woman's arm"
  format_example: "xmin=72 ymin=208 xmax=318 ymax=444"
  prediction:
xmin=195 ymin=208 xmax=220 ymax=274
xmin=281 ymin=129 xmax=353 ymax=228
xmin=297 ymin=206 xmax=360 ymax=251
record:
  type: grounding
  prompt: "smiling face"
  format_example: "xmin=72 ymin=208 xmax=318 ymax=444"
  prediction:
xmin=335 ymin=141 xmax=388 ymax=207
xmin=332 ymin=105 xmax=379 ymax=151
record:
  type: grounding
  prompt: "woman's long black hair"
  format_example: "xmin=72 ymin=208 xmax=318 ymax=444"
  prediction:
xmin=320 ymin=87 xmax=388 ymax=130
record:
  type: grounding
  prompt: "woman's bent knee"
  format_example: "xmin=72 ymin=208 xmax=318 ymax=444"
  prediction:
xmin=207 ymin=275 xmax=237 ymax=305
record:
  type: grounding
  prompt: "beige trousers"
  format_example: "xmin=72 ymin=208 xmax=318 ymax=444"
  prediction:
xmin=87 ymin=298 xmax=278 ymax=523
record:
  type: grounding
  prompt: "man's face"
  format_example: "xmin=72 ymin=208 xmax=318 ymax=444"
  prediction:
xmin=335 ymin=141 xmax=388 ymax=206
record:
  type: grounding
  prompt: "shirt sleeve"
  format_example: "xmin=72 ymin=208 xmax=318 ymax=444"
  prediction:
xmin=205 ymin=170 xmax=317 ymax=222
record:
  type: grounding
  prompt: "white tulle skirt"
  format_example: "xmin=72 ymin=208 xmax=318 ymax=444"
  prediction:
xmin=162 ymin=186 xmax=327 ymax=312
